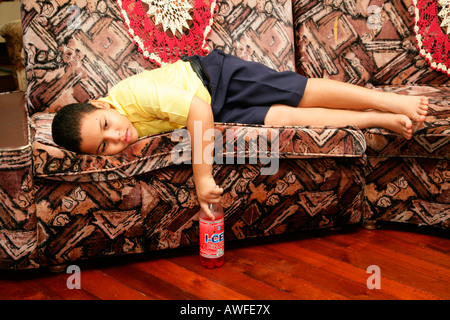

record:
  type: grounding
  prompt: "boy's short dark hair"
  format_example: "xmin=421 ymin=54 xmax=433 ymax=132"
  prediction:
xmin=52 ymin=103 xmax=98 ymax=153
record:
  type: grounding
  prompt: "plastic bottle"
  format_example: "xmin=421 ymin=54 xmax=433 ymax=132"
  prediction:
xmin=199 ymin=203 xmax=224 ymax=268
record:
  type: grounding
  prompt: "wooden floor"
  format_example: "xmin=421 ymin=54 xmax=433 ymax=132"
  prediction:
xmin=1 ymin=222 xmax=449 ymax=301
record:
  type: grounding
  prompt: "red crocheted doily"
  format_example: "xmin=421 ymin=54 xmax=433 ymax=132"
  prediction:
xmin=413 ymin=0 xmax=450 ymax=76
xmin=117 ymin=0 xmax=217 ymax=65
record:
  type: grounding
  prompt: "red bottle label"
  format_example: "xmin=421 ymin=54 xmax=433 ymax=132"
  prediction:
xmin=200 ymin=218 xmax=224 ymax=258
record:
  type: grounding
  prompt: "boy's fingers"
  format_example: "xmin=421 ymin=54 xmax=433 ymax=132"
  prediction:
xmin=209 ymin=186 xmax=223 ymax=199
xmin=203 ymin=186 xmax=223 ymax=202
xmin=196 ymin=184 xmax=223 ymax=220
xmin=200 ymin=201 xmax=215 ymax=220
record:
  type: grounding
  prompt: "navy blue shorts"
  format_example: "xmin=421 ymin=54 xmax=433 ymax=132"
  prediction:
xmin=191 ymin=49 xmax=308 ymax=125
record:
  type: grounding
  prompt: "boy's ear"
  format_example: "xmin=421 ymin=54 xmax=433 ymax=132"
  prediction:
xmin=91 ymin=100 xmax=111 ymax=109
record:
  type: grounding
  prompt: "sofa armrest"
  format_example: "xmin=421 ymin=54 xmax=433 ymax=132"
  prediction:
xmin=0 ymin=91 xmax=37 ymax=269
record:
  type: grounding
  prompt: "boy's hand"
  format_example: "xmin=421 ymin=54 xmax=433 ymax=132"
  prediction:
xmin=196 ymin=176 xmax=223 ymax=220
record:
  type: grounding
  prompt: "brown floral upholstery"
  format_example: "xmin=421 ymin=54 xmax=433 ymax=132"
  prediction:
xmin=293 ymin=0 xmax=450 ymax=86
xmin=363 ymin=85 xmax=450 ymax=228
xmin=22 ymin=0 xmax=297 ymax=114
xmin=0 ymin=91 xmax=37 ymax=269
xmin=293 ymin=0 xmax=450 ymax=229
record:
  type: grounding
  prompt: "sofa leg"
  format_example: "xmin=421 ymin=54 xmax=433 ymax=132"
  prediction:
xmin=49 ymin=264 xmax=68 ymax=273
xmin=362 ymin=219 xmax=377 ymax=230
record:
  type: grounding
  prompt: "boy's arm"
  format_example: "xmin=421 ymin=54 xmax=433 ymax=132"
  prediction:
xmin=187 ymin=96 xmax=224 ymax=219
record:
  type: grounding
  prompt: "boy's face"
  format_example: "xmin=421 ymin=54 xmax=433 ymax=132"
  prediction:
xmin=78 ymin=102 xmax=139 ymax=155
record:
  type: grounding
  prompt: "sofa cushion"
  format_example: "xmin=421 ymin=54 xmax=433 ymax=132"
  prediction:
xmin=293 ymin=0 xmax=450 ymax=86
xmin=31 ymin=113 xmax=366 ymax=182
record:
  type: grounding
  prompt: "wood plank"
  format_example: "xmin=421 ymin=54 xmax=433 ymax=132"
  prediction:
xmin=223 ymin=250 xmax=348 ymax=300
xmin=288 ymin=237 xmax=447 ymax=300
xmin=67 ymin=269 xmax=152 ymax=300
xmin=375 ymin=225 xmax=450 ymax=254
xmin=23 ymin=273 xmax=100 ymax=300
xmin=333 ymin=230 xmax=450 ymax=275
xmin=0 ymin=279 xmax=50 ymax=300
xmin=168 ymin=252 xmax=298 ymax=300
xmin=330 ymin=239 xmax=450 ymax=298
xmin=343 ymin=228 xmax=450 ymax=269
xmin=231 ymin=244 xmax=396 ymax=299
xmin=100 ymin=264 xmax=199 ymax=300
xmin=134 ymin=258 xmax=250 ymax=300
xmin=319 ymin=231 xmax=450 ymax=289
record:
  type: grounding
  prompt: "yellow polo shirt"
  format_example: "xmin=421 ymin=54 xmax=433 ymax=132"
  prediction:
xmin=97 ymin=60 xmax=211 ymax=137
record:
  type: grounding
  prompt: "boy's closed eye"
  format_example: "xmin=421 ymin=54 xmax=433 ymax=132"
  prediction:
xmin=98 ymin=140 xmax=107 ymax=155
xmin=98 ymin=117 xmax=108 ymax=154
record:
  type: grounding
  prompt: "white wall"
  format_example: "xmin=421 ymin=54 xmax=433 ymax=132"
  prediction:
xmin=0 ymin=0 xmax=22 ymax=43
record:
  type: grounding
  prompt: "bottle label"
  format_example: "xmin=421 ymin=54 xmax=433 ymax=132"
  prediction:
xmin=200 ymin=218 xmax=224 ymax=258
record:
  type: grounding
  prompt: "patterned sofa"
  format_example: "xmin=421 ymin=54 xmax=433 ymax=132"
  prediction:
xmin=0 ymin=0 xmax=448 ymax=270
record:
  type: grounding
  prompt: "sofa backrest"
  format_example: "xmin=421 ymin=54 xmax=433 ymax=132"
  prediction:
xmin=21 ymin=0 xmax=296 ymax=115
xmin=293 ymin=0 xmax=450 ymax=86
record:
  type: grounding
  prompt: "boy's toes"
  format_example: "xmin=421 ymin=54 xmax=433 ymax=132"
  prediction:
xmin=403 ymin=126 xmax=413 ymax=140
xmin=419 ymin=104 xmax=428 ymax=112
xmin=404 ymin=117 xmax=413 ymax=129
xmin=420 ymin=97 xmax=429 ymax=108
xmin=409 ymin=114 xmax=421 ymax=123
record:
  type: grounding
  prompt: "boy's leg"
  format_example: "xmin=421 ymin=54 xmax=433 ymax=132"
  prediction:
xmin=297 ymin=78 xmax=428 ymax=122
xmin=264 ymin=106 xmax=414 ymax=139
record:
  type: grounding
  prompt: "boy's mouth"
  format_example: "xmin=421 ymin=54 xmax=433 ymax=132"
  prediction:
xmin=125 ymin=129 xmax=131 ymax=145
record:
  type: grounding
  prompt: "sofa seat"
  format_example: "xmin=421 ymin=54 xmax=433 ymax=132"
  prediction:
xmin=31 ymin=113 xmax=366 ymax=181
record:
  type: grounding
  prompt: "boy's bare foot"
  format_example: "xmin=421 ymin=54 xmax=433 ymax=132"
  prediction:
xmin=385 ymin=94 xmax=429 ymax=123
xmin=376 ymin=113 xmax=413 ymax=140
